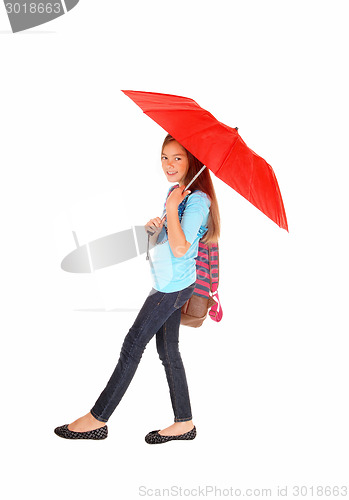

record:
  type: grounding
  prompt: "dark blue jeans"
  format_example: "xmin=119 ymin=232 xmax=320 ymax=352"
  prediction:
xmin=90 ymin=281 xmax=196 ymax=423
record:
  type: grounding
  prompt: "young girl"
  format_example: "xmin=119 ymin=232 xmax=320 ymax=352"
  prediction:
xmin=54 ymin=134 xmax=220 ymax=444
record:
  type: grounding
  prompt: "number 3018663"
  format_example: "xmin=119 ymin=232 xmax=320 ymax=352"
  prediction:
xmin=5 ymin=3 xmax=62 ymax=14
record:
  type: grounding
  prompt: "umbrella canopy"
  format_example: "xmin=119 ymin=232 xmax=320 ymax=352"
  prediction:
xmin=122 ymin=90 xmax=288 ymax=231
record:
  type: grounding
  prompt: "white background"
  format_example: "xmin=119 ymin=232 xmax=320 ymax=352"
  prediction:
xmin=1 ymin=1 xmax=348 ymax=498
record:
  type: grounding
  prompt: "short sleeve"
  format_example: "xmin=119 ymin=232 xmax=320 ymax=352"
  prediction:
xmin=180 ymin=191 xmax=211 ymax=244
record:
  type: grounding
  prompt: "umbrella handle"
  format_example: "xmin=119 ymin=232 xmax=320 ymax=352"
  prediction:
xmin=160 ymin=164 xmax=207 ymax=222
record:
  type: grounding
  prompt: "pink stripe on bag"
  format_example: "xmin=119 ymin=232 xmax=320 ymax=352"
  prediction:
xmin=196 ymin=259 xmax=210 ymax=269
xmin=197 ymin=251 xmax=209 ymax=259
xmin=197 ymin=268 xmax=210 ymax=278
xmin=196 ymin=278 xmax=211 ymax=288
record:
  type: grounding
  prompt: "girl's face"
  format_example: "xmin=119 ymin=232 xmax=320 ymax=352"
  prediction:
xmin=161 ymin=140 xmax=189 ymax=184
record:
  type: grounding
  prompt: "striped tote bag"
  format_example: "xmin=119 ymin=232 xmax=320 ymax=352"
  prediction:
xmin=180 ymin=240 xmax=223 ymax=327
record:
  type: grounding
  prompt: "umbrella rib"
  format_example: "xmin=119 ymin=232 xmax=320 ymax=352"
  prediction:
xmin=215 ymin=137 xmax=259 ymax=210
xmin=179 ymin=123 xmax=224 ymax=143
xmin=173 ymin=121 xmax=239 ymax=167
xmin=214 ymin=134 xmax=240 ymax=177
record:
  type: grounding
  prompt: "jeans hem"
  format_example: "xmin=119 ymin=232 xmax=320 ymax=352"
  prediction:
xmin=174 ymin=417 xmax=192 ymax=422
xmin=90 ymin=408 xmax=108 ymax=423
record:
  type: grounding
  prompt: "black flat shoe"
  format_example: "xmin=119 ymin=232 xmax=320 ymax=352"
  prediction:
xmin=54 ymin=424 xmax=108 ymax=440
xmin=145 ymin=426 xmax=196 ymax=444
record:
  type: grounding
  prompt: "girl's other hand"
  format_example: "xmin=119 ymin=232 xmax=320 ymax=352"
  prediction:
xmin=145 ymin=217 xmax=163 ymax=234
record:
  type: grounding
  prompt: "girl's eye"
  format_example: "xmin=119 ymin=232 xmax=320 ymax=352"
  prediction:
xmin=175 ymin=157 xmax=181 ymax=161
xmin=161 ymin=156 xmax=167 ymax=160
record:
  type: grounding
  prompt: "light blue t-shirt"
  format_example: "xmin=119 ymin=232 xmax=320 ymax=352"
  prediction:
xmin=149 ymin=188 xmax=211 ymax=293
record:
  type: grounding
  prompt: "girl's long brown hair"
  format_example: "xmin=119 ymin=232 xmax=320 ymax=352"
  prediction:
xmin=162 ymin=134 xmax=221 ymax=245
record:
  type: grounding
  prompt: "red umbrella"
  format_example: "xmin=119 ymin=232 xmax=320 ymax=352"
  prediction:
xmin=122 ymin=90 xmax=288 ymax=231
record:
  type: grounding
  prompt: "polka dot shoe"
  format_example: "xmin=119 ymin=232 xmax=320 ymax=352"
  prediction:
xmin=54 ymin=424 xmax=108 ymax=440
xmin=145 ymin=425 xmax=196 ymax=444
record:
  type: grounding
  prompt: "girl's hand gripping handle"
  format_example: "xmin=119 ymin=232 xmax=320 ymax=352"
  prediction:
xmin=145 ymin=217 xmax=164 ymax=236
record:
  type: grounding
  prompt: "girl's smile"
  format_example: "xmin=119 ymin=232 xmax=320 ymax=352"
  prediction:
xmin=161 ymin=140 xmax=189 ymax=184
